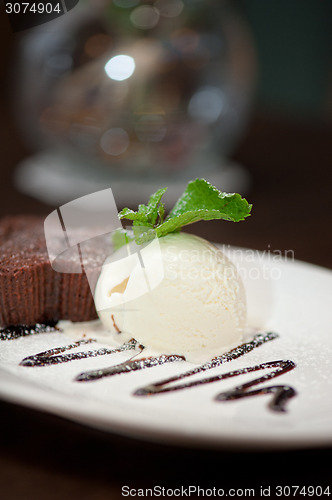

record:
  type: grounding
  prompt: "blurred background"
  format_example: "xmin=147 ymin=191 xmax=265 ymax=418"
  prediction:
xmin=1 ymin=0 xmax=331 ymax=271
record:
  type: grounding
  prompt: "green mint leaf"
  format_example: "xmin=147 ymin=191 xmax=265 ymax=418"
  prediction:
xmin=118 ymin=187 xmax=168 ymax=243
xmin=155 ymin=210 xmax=222 ymax=237
xmin=168 ymin=179 xmax=252 ymax=222
xmin=132 ymin=225 xmax=156 ymax=245
xmin=146 ymin=187 xmax=167 ymax=226
xmin=119 ymin=187 xmax=168 ymax=228
xmin=118 ymin=178 xmax=251 ymax=244
xmin=118 ymin=207 xmax=147 ymax=223
xmin=157 ymin=202 xmax=165 ymax=225
xmin=137 ymin=203 xmax=149 ymax=218
xmin=112 ymin=228 xmax=134 ymax=251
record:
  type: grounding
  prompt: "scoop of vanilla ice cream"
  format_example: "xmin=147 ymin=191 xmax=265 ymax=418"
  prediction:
xmin=94 ymin=232 xmax=246 ymax=363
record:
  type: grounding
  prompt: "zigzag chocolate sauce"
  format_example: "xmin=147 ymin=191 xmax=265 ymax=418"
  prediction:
xmin=0 ymin=325 xmax=296 ymax=412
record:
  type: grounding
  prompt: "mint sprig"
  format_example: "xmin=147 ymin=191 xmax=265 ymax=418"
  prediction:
xmin=118 ymin=179 xmax=251 ymax=244
xmin=112 ymin=228 xmax=134 ymax=251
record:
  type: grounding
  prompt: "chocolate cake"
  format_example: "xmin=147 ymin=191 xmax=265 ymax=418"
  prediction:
xmin=0 ymin=215 xmax=108 ymax=327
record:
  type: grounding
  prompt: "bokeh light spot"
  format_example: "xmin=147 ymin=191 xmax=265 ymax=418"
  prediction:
xmin=188 ymin=87 xmax=225 ymax=124
xmin=130 ymin=6 xmax=160 ymax=30
xmin=100 ymin=128 xmax=130 ymax=156
xmin=104 ymin=55 xmax=135 ymax=81
xmin=155 ymin=0 xmax=184 ymax=18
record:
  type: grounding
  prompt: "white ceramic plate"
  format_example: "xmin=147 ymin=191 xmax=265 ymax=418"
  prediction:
xmin=0 ymin=248 xmax=331 ymax=450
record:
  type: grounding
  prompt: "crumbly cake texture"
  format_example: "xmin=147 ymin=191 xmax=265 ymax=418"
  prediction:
xmin=0 ymin=215 xmax=97 ymax=326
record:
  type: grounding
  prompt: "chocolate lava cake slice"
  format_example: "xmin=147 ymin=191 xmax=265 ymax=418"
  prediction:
xmin=0 ymin=215 xmax=107 ymax=327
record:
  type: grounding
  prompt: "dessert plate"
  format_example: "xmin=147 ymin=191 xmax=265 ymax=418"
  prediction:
xmin=0 ymin=248 xmax=331 ymax=450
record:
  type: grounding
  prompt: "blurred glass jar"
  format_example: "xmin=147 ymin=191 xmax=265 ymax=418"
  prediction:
xmin=15 ymin=0 xmax=257 ymax=177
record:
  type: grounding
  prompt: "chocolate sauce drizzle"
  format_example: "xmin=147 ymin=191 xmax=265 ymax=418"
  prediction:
xmin=74 ymin=332 xmax=296 ymax=412
xmin=75 ymin=353 xmax=184 ymax=382
xmin=20 ymin=339 xmax=139 ymax=367
xmin=9 ymin=324 xmax=296 ymax=412
xmin=0 ymin=322 xmax=58 ymax=341
xmin=76 ymin=332 xmax=277 ymax=382
xmin=135 ymin=359 xmax=297 ymax=413
xmin=214 ymin=361 xmax=296 ymax=412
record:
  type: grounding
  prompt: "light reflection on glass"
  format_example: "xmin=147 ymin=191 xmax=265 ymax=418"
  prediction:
xmin=84 ymin=34 xmax=112 ymax=59
xmin=188 ymin=87 xmax=225 ymax=124
xmin=17 ymin=0 xmax=257 ymax=178
xmin=69 ymin=121 xmax=100 ymax=148
xmin=44 ymin=52 xmax=73 ymax=77
xmin=171 ymin=28 xmax=200 ymax=54
xmin=200 ymin=33 xmax=224 ymax=58
xmin=104 ymin=55 xmax=135 ymax=81
xmin=40 ymin=106 xmax=69 ymax=134
xmin=100 ymin=128 xmax=130 ymax=156
xmin=135 ymin=115 xmax=167 ymax=143
xmin=156 ymin=125 xmax=194 ymax=167
xmin=155 ymin=0 xmax=184 ymax=18
xmin=113 ymin=0 xmax=139 ymax=8
xmin=130 ymin=5 xmax=160 ymax=30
